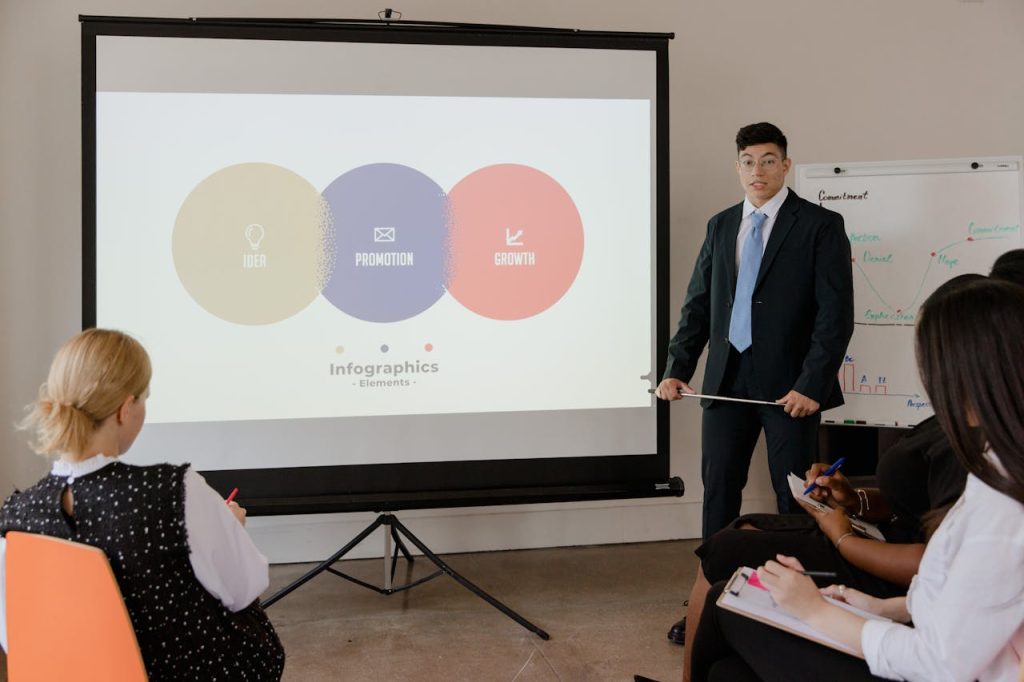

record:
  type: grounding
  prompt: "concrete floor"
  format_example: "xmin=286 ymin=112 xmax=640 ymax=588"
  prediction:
xmin=268 ymin=540 xmax=699 ymax=682
xmin=0 ymin=539 xmax=700 ymax=681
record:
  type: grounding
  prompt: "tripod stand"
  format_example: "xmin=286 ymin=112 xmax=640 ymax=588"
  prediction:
xmin=262 ymin=512 xmax=550 ymax=640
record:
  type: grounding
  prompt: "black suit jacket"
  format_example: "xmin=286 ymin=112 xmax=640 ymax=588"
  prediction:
xmin=663 ymin=189 xmax=854 ymax=410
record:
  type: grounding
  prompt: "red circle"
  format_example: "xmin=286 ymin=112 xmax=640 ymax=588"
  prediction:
xmin=447 ymin=164 xmax=584 ymax=320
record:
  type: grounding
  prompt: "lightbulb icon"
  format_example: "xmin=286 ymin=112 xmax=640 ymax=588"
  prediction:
xmin=244 ymin=223 xmax=265 ymax=251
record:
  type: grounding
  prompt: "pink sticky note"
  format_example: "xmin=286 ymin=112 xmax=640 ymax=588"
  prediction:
xmin=747 ymin=571 xmax=769 ymax=591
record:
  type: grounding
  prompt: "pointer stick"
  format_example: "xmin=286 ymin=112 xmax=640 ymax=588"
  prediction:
xmin=647 ymin=388 xmax=782 ymax=407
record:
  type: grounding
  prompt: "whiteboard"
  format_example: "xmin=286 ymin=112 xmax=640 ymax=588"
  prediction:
xmin=797 ymin=157 xmax=1023 ymax=427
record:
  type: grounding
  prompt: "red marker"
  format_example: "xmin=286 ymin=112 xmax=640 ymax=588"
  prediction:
xmin=225 ymin=487 xmax=239 ymax=505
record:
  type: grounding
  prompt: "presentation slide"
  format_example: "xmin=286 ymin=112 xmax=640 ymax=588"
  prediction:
xmin=91 ymin=36 xmax=660 ymax=470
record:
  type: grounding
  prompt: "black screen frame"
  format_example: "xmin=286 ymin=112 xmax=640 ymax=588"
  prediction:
xmin=81 ymin=15 xmax=678 ymax=515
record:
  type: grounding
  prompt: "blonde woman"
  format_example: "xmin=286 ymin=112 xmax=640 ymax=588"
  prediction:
xmin=0 ymin=329 xmax=284 ymax=680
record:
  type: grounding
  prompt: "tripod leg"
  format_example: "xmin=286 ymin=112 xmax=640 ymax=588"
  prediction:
xmin=384 ymin=519 xmax=393 ymax=591
xmin=392 ymin=525 xmax=415 ymax=564
xmin=390 ymin=527 xmax=401 ymax=583
xmin=390 ymin=525 xmax=416 ymax=584
xmin=390 ymin=516 xmax=550 ymax=640
xmin=263 ymin=514 xmax=386 ymax=608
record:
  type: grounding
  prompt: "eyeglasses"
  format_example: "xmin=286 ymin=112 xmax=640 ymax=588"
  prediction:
xmin=738 ymin=157 xmax=783 ymax=172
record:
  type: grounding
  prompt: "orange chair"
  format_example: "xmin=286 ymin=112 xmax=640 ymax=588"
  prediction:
xmin=5 ymin=531 xmax=148 ymax=681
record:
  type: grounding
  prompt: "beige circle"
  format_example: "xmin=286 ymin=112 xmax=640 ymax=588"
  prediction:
xmin=173 ymin=163 xmax=333 ymax=325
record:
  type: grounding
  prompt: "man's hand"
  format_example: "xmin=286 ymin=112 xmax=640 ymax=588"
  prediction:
xmin=655 ymin=378 xmax=696 ymax=401
xmin=775 ymin=390 xmax=820 ymax=418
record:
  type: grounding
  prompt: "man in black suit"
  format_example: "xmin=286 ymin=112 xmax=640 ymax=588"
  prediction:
xmin=656 ymin=122 xmax=853 ymax=540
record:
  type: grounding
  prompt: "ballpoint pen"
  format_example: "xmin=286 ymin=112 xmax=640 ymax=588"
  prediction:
xmin=803 ymin=457 xmax=846 ymax=495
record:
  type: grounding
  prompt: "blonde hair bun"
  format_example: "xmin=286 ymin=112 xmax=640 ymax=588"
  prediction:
xmin=21 ymin=329 xmax=151 ymax=456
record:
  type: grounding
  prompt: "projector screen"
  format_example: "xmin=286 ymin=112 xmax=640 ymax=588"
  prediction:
xmin=82 ymin=17 xmax=674 ymax=513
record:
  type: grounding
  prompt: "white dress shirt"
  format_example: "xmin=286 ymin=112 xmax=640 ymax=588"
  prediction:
xmin=736 ymin=186 xmax=789 ymax=268
xmin=0 ymin=455 xmax=270 ymax=651
xmin=861 ymin=470 xmax=1024 ymax=681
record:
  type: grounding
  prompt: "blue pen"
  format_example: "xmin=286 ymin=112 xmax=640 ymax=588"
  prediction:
xmin=803 ymin=457 xmax=846 ymax=495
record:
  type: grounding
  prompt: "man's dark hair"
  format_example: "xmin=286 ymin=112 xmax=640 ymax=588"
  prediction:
xmin=990 ymin=248 xmax=1024 ymax=287
xmin=736 ymin=122 xmax=788 ymax=157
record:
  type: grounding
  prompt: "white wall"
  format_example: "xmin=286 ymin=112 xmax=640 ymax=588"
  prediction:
xmin=2 ymin=0 xmax=1022 ymax=562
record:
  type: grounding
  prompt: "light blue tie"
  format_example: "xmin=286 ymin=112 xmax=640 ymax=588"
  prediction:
xmin=729 ymin=211 xmax=767 ymax=352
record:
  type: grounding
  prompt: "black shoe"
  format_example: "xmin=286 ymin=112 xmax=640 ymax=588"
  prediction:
xmin=667 ymin=617 xmax=686 ymax=645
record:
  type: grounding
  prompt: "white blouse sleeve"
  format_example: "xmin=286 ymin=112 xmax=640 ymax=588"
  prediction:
xmin=184 ymin=468 xmax=269 ymax=612
xmin=861 ymin=531 xmax=1024 ymax=682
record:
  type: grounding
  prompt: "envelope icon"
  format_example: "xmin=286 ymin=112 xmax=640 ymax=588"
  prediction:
xmin=373 ymin=227 xmax=396 ymax=242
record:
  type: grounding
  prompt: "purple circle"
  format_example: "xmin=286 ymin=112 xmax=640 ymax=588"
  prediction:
xmin=321 ymin=164 xmax=449 ymax=322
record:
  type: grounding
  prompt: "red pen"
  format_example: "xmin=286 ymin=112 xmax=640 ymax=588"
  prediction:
xmin=225 ymin=487 xmax=239 ymax=505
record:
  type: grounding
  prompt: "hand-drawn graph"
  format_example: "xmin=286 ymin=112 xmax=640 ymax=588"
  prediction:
xmin=853 ymin=232 xmax=1016 ymax=327
xmin=798 ymin=158 xmax=1022 ymax=426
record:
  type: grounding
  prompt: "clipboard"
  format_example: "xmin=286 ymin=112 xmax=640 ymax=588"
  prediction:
xmin=716 ymin=567 xmax=891 ymax=658
xmin=787 ymin=474 xmax=886 ymax=542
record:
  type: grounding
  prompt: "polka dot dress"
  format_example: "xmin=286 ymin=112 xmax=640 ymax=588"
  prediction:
xmin=0 ymin=462 xmax=285 ymax=680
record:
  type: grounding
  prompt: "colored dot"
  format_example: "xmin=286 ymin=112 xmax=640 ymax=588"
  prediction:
xmin=930 ymin=252 xmax=936 ymax=257
xmin=380 ymin=344 xmax=389 ymax=353
xmin=967 ymin=237 xmax=974 ymax=241
xmin=424 ymin=343 xmax=434 ymax=352
xmin=335 ymin=345 xmax=345 ymax=354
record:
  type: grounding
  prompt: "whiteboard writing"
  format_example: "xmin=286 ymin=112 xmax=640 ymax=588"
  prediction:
xmin=797 ymin=158 xmax=1022 ymax=426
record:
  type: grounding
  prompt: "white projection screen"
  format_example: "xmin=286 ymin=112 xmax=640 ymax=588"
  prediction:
xmin=81 ymin=16 xmax=677 ymax=513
